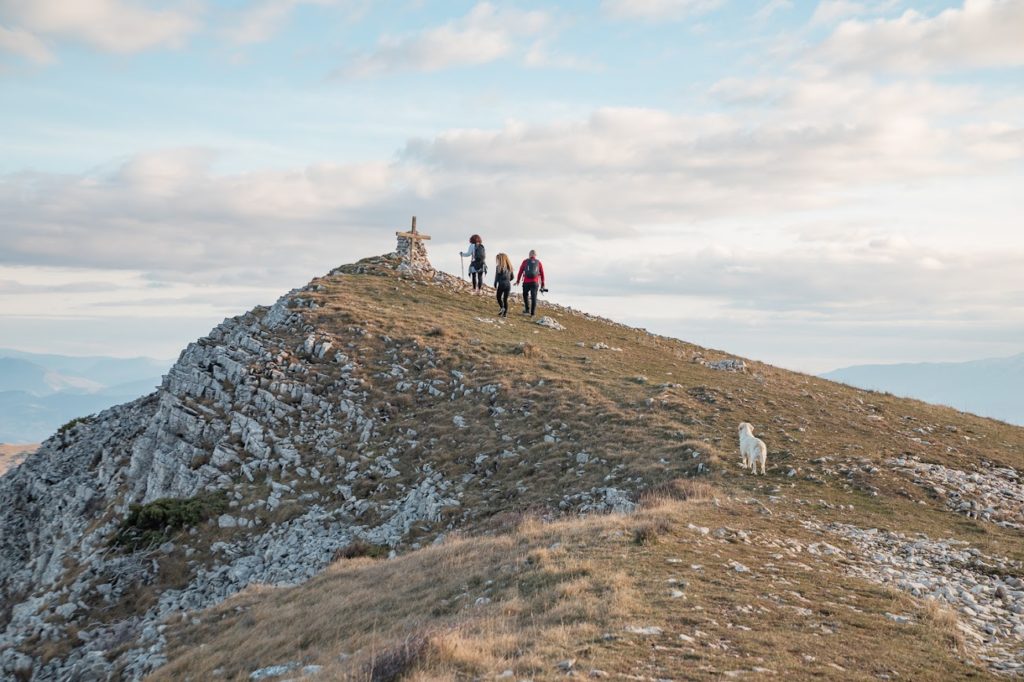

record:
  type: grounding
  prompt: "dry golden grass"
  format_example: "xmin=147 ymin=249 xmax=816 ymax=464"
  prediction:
xmin=154 ymin=490 xmax=997 ymax=680
xmin=0 ymin=443 xmax=36 ymax=476
xmin=154 ymin=509 xmax=645 ymax=681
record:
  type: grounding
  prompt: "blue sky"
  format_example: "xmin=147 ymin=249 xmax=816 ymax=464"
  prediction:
xmin=1 ymin=0 xmax=1022 ymax=372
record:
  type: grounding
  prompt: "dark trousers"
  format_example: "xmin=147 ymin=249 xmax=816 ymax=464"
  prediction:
xmin=496 ymin=283 xmax=510 ymax=312
xmin=471 ymin=271 xmax=483 ymax=289
xmin=523 ymin=282 xmax=538 ymax=315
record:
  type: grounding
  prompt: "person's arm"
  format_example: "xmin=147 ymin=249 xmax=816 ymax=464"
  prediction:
xmin=539 ymin=262 xmax=545 ymax=288
xmin=515 ymin=261 xmax=525 ymax=285
xmin=460 ymin=248 xmax=473 ymax=258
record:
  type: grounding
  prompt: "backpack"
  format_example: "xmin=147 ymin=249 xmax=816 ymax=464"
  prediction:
xmin=524 ymin=258 xmax=539 ymax=278
xmin=473 ymin=243 xmax=486 ymax=266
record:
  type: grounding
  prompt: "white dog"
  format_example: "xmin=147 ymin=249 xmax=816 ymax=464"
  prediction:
xmin=737 ymin=422 xmax=767 ymax=475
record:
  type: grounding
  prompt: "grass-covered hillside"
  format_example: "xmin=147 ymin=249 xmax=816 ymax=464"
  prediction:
xmin=150 ymin=255 xmax=1024 ymax=681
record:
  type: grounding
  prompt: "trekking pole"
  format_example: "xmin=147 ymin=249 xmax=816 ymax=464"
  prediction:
xmin=460 ymin=254 xmax=465 ymax=279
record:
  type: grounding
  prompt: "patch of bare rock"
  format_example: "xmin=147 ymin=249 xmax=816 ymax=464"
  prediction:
xmin=804 ymin=519 xmax=1024 ymax=676
xmin=890 ymin=455 xmax=1024 ymax=530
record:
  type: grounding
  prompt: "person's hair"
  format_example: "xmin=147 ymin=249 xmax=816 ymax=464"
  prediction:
xmin=469 ymin=234 xmax=481 ymax=244
xmin=529 ymin=249 xmax=537 ymax=258
xmin=496 ymin=253 xmax=513 ymax=273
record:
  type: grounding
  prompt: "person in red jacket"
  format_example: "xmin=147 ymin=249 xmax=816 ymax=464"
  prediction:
xmin=515 ymin=249 xmax=545 ymax=316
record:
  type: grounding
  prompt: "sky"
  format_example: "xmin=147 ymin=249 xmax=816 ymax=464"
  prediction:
xmin=1 ymin=0 xmax=1022 ymax=374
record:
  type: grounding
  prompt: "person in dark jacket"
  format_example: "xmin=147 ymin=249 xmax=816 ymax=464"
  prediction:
xmin=515 ymin=249 xmax=545 ymax=316
xmin=494 ymin=253 xmax=513 ymax=317
xmin=459 ymin=235 xmax=486 ymax=292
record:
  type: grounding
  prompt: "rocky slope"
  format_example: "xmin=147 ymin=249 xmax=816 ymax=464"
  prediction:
xmin=2 ymin=246 xmax=1023 ymax=681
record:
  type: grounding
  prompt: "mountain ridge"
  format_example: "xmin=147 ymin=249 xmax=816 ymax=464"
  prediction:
xmin=1 ymin=249 xmax=1022 ymax=680
xmin=822 ymin=353 xmax=1024 ymax=426
xmin=0 ymin=350 xmax=168 ymax=442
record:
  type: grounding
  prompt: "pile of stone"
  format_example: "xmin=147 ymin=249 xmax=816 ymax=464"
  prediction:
xmin=889 ymin=456 xmax=1024 ymax=530
xmin=806 ymin=520 xmax=1024 ymax=675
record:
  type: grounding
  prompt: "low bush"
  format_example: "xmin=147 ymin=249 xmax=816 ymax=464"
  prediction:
xmin=57 ymin=416 xmax=90 ymax=436
xmin=114 ymin=493 xmax=227 ymax=551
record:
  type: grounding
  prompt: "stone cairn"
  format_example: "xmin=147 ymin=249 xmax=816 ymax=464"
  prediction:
xmin=395 ymin=216 xmax=431 ymax=270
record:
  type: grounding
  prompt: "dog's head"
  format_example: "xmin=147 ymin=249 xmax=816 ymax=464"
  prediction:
xmin=737 ymin=422 xmax=753 ymax=434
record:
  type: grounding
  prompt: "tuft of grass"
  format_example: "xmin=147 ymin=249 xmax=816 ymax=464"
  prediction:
xmin=513 ymin=342 xmax=539 ymax=358
xmin=922 ymin=598 xmax=968 ymax=658
xmin=638 ymin=478 xmax=717 ymax=508
xmin=365 ymin=633 xmax=430 ymax=682
xmin=113 ymin=493 xmax=227 ymax=551
xmin=334 ymin=539 xmax=390 ymax=561
xmin=632 ymin=523 xmax=661 ymax=546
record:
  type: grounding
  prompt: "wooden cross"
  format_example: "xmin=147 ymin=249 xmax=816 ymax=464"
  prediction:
xmin=395 ymin=216 xmax=431 ymax=265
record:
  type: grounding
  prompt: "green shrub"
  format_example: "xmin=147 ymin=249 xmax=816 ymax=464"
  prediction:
xmin=57 ymin=416 xmax=90 ymax=436
xmin=114 ymin=493 xmax=227 ymax=550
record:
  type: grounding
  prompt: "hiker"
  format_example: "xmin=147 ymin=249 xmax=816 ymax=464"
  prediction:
xmin=515 ymin=249 xmax=545 ymax=317
xmin=460 ymin=235 xmax=486 ymax=293
xmin=494 ymin=253 xmax=514 ymax=317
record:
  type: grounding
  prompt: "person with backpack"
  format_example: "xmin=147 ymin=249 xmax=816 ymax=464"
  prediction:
xmin=515 ymin=249 xmax=545 ymax=316
xmin=460 ymin=235 xmax=487 ymax=293
xmin=494 ymin=253 xmax=514 ymax=317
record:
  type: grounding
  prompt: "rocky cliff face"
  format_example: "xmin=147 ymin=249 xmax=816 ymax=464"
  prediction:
xmin=0 ymin=253 xmax=644 ymax=681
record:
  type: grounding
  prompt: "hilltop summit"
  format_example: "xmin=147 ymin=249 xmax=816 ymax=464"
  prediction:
xmin=1 ymin=244 xmax=1023 ymax=680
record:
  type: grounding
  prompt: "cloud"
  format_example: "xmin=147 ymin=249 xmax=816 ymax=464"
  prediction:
xmin=581 ymin=238 xmax=1024 ymax=318
xmin=601 ymin=0 xmax=724 ymax=22
xmin=222 ymin=0 xmax=348 ymax=45
xmin=810 ymin=0 xmax=867 ymax=25
xmin=0 ymin=23 xmax=54 ymax=63
xmin=818 ymin=0 xmax=1024 ymax=72
xmin=3 ymin=69 xmax=1019 ymax=277
xmin=0 ymin=0 xmax=199 ymax=57
xmin=524 ymin=41 xmax=599 ymax=71
xmin=0 ymin=149 xmax=406 ymax=277
xmin=339 ymin=2 xmax=549 ymax=77
xmin=754 ymin=0 xmax=794 ymax=22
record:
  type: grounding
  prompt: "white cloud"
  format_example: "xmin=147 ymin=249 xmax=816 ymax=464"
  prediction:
xmin=222 ymin=0 xmax=347 ymax=45
xmin=340 ymin=2 xmax=549 ymax=77
xmin=0 ymin=23 xmax=54 ymax=63
xmin=3 ymin=73 xmax=1018 ymax=279
xmin=810 ymin=0 xmax=867 ymax=25
xmin=601 ymin=0 xmax=724 ymax=22
xmin=754 ymin=0 xmax=794 ymax=22
xmin=819 ymin=0 xmax=1024 ymax=72
xmin=0 ymin=0 xmax=199 ymax=55
xmin=524 ymin=41 xmax=599 ymax=71
xmin=0 ymin=150 xmax=404 ymax=276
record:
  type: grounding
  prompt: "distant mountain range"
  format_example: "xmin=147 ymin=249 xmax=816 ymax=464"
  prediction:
xmin=0 ymin=348 xmax=170 ymax=443
xmin=821 ymin=353 xmax=1024 ymax=426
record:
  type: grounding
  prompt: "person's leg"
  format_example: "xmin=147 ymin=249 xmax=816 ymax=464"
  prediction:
xmin=525 ymin=283 xmax=538 ymax=315
xmin=522 ymin=284 xmax=530 ymax=312
xmin=501 ymin=285 xmax=510 ymax=314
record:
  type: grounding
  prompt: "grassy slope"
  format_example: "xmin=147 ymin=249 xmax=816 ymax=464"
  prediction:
xmin=152 ymin=259 xmax=1024 ymax=680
